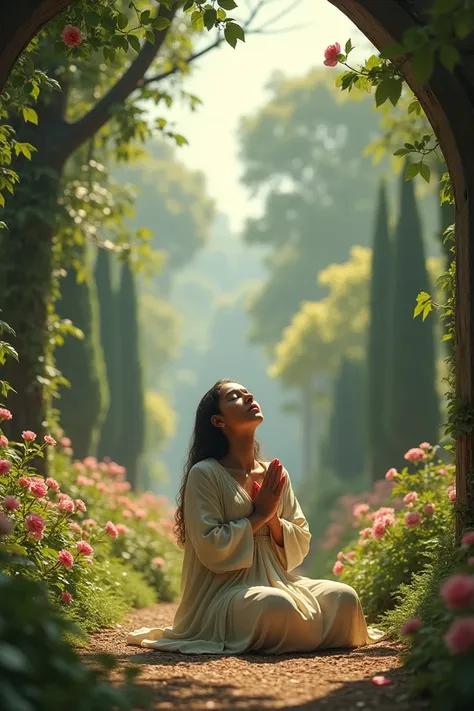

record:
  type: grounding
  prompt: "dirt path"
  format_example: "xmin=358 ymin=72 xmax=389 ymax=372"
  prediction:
xmin=84 ymin=604 xmax=431 ymax=711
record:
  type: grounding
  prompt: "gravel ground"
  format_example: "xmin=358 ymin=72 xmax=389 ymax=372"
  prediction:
xmin=83 ymin=603 xmax=432 ymax=711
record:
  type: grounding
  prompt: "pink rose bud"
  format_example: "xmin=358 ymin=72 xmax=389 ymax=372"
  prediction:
xmin=443 ymin=617 xmax=474 ymax=655
xmin=29 ymin=480 xmax=48 ymax=498
xmin=403 ymin=491 xmax=418 ymax=505
xmin=74 ymin=499 xmax=87 ymax=512
xmin=61 ymin=437 xmax=72 ymax=448
xmin=105 ymin=520 xmax=118 ymax=538
xmin=61 ymin=24 xmax=83 ymax=47
xmin=76 ymin=540 xmax=94 ymax=556
xmin=449 ymin=488 xmax=457 ymax=502
xmin=462 ymin=531 xmax=474 ymax=547
xmin=2 ymin=495 xmax=19 ymax=511
xmin=440 ymin=574 xmax=474 ymax=609
xmin=385 ymin=468 xmax=398 ymax=480
xmin=25 ymin=513 xmax=46 ymax=534
xmin=401 ymin=618 xmax=422 ymax=635
xmin=22 ymin=430 xmax=36 ymax=442
xmin=332 ymin=560 xmax=344 ymax=575
xmin=372 ymin=520 xmax=386 ymax=539
xmin=116 ymin=524 xmax=128 ymax=535
xmin=18 ymin=476 xmax=30 ymax=487
xmin=323 ymin=42 xmax=341 ymax=67
xmin=0 ymin=435 xmax=8 ymax=447
xmin=0 ymin=408 xmax=12 ymax=421
xmin=152 ymin=556 xmax=165 ymax=567
xmin=404 ymin=447 xmax=424 ymax=462
xmin=424 ymin=503 xmax=435 ymax=515
xmin=58 ymin=549 xmax=74 ymax=568
xmin=61 ymin=591 xmax=73 ymax=603
xmin=46 ymin=477 xmax=60 ymax=491
xmin=44 ymin=435 xmax=57 ymax=446
xmin=405 ymin=511 xmax=421 ymax=528
xmin=0 ymin=459 xmax=12 ymax=475
xmin=419 ymin=442 xmax=431 ymax=450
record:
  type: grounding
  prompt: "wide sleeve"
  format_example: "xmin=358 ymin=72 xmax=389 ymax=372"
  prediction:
xmin=271 ymin=470 xmax=311 ymax=571
xmin=184 ymin=465 xmax=254 ymax=574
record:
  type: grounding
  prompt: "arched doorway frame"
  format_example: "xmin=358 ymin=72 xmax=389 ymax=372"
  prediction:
xmin=1 ymin=0 xmax=474 ymax=537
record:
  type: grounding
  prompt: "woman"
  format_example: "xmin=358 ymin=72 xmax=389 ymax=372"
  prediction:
xmin=127 ymin=379 xmax=384 ymax=654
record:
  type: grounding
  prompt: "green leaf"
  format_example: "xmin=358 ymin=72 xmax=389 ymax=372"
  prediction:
xmin=128 ymin=34 xmax=141 ymax=53
xmin=30 ymin=81 xmax=40 ymax=100
xmin=0 ymin=194 xmax=5 ymax=208
xmin=145 ymin=29 xmax=156 ymax=44
xmin=217 ymin=8 xmax=226 ymax=20
xmin=191 ymin=11 xmax=204 ymax=31
xmin=344 ymin=38 xmax=353 ymax=55
xmin=405 ymin=161 xmax=421 ymax=181
xmin=408 ymin=99 xmax=421 ymax=115
xmin=224 ymin=21 xmax=245 ymax=48
xmin=375 ymin=80 xmax=390 ymax=107
xmin=388 ymin=78 xmax=403 ymax=106
xmin=183 ymin=0 xmax=195 ymax=11
xmin=439 ymin=43 xmax=460 ymax=71
xmin=411 ymin=48 xmax=435 ymax=85
xmin=394 ymin=148 xmax=409 ymax=157
xmin=419 ymin=162 xmax=431 ymax=183
xmin=154 ymin=17 xmax=171 ymax=31
xmin=174 ymin=134 xmax=189 ymax=146
xmin=365 ymin=54 xmax=381 ymax=70
xmin=117 ymin=12 xmax=128 ymax=30
xmin=218 ymin=0 xmax=238 ymax=9
xmin=204 ymin=8 xmax=217 ymax=30
xmin=140 ymin=10 xmax=151 ymax=25
xmin=2 ymin=543 xmax=26 ymax=556
xmin=22 ymin=107 xmax=38 ymax=125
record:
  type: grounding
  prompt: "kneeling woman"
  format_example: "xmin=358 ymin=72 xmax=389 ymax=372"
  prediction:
xmin=128 ymin=379 xmax=384 ymax=655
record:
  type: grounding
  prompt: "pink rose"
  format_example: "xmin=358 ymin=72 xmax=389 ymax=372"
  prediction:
xmin=463 ymin=531 xmax=474 ymax=547
xmin=404 ymin=447 xmax=424 ymax=462
xmin=323 ymin=42 xmax=341 ymax=67
xmin=29 ymin=531 xmax=44 ymax=541
xmin=22 ymin=430 xmax=36 ymax=442
xmin=74 ymin=499 xmax=87 ymax=513
xmin=61 ymin=24 xmax=83 ymax=47
xmin=105 ymin=520 xmax=119 ymax=538
xmin=18 ymin=476 xmax=30 ymax=487
xmin=3 ymin=495 xmax=19 ymax=511
xmin=58 ymin=550 xmax=74 ymax=568
xmin=360 ymin=527 xmax=372 ymax=538
xmin=405 ymin=511 xmax=421 ymax=528
xmin=75 ymin=475 xmax=93 ymax=487
xmin=58 ymin=497 xmax=75 ymax=513
xmin=83 ymin=518 xmax=97 ymax=528
xmin=443 ymin=617 xmax=474 ymax=655
xmin=0 ymin=435 xmax=8 ymax=447
xmin=440 ymin=574 xmax=474 ymax=609
xmin=46 ymin=477 xmax=60 ymax=491
xmin=0 ymin=459 xmax=12 ymax=475
xmin=401 ymin=618 xmax=422 ymax=636
xmin=83 ymin=456 xmax=98 ymax=469
xmin=116 ymin=523 xmax=128 ymax=535
xmin=61 ymin=591 xmax=73 ymax=603
xmin=352 ymin=503 xmax=369 ymax=518
xmin=76 ymin=540 xmax=94 ymax=556
xmin=424 ymin=503 xmax=435 ymax=515
xmin=419 ymin=442 xmax=431 ymax=450
xmin=25 ymin=513 xmax=45 ymax=534
xmin=44 ymin=435 xmax=57 ymax=446
xmin=403 ymin=491 xmax=418 ymax=505
xmin=0 ymin=408 xmax=12 ymax=421
xmin=385 ymin=468 xmax=398 ymax=481
xmin=372 ymin=676 xmax=391 ymax=686
xmin=346 ymin=551 xmax=356 ymax=560
xmin=449 ymin=488 xmax=457 ymax=502
xmin=73 ymin=462 xmax=85 ymax=472
xmin=61 ymin=437 xmax=72 ymax=448
xmin=29 ymin=480 xmax=48 ymax=498
xmin=337 ymin=551 xmax=344 ymax=561
xmin=438 ymin=467 xmax=448 ymax=476
xmin=332 ymin=560 xmax=344 ymax=575
xmin=372 ymin=520 xmax=386 ymax=539
xmin=68 ymin=522 xmax=82 ymax=534
xmin=0 ymin=513 xmax=13 ymax=535
xmin=152 ymin=556 xmax=165 ymax=567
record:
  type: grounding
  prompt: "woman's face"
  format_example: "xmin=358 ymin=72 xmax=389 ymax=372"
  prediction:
xmin=212 ymin=382 xmax=264 ymax=432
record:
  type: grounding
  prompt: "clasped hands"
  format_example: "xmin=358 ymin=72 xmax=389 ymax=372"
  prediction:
xmin=249 ymin=459 xmax=285 ymax=534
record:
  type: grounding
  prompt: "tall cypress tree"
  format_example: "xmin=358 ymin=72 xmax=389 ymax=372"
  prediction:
xmin=116 ymin=261 xmax=145 ymax=490
xmin=386 ymin=168 xmax=440 ymax=462
xmin=55 ymin=245 xmax=108 ymax=458
xmin=321 ymin=357 xmax=366 ymax=481
xmin=367 ymin=181 xmax=392 ymax=481
xmin=95 ymin=248 xmax=122 ymax=460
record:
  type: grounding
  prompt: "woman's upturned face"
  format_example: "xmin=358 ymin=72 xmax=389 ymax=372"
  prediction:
xmin=213 ymin=382 xmax=264 ymax=432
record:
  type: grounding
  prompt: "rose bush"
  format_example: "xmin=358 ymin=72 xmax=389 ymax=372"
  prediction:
xmin=327 ymin=443 xmax=456 ymax=621
xmin=0 ymin=408 xmax=182 ymax=632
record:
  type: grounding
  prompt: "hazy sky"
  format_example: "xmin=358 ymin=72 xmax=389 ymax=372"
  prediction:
xmin=152 ymin=0 xmax=374 ymax=231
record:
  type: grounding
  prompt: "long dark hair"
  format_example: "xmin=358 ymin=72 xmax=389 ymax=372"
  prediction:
xmin=174 ymin=378 xmax=261 ymax=547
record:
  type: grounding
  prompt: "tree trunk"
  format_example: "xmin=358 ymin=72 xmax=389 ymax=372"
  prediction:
xmin=0 ymin=2 xmax=73 ymax=94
